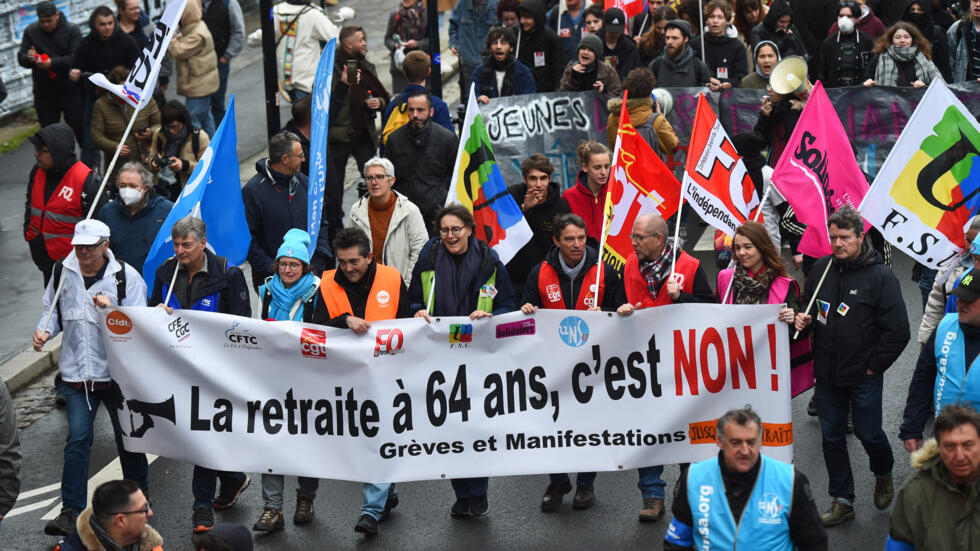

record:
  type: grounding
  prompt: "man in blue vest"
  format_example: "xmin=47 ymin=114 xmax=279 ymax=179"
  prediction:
xmin=901 ymin=268 xmax=980 ymax=453
xmin=664 ymin=407 xmax=827 ymax=551
xmin=147 ymin=215 xmax=251 ymax=533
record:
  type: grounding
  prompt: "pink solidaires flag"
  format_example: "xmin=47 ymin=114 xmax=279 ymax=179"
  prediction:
xmin=771 ymin=81 xmax=870 ymax=257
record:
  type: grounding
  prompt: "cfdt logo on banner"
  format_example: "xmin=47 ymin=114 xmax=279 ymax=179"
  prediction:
xmin=558 ymin=316 xmax=589 ymax=347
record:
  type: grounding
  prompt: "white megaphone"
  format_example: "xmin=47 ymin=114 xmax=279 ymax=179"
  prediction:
xmin=770 ymin=55 xmax=810 ymax=96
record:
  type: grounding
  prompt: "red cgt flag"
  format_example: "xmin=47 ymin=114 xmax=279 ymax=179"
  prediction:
xmin=602 ymin=95 xmax=681 ymax=271
xmin=611 ymin=0 xmax=645 ymax=18
xmin=682 ymin=93 xmax=761 ymax=237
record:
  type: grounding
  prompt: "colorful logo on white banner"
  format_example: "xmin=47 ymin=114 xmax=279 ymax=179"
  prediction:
xmin=558 ymin=316 xmax=589 ymax=347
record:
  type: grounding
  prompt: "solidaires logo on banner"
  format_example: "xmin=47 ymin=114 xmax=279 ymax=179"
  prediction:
xmin=101 ymin=306 xmax=792 ymax=482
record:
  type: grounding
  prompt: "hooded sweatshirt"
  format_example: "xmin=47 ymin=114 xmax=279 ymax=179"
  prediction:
xmin=902 ymin=0 xmax=953 ymax=81
xmin=168 ymin=0 xmax=220 ymax=98
xmin=516 ymin=0 xmax=567 ymax=92
xmin=71 ymin=21 xmax=140 ymax=98
xmin=827 ymin=1 xmax=886 ymax=39
xmin=749 ymin=0 xmax=808 ymax=60
xmin=691 ymin=25 xmax=749 ymax=87
xmin=599 ymin=29 xmax=641 ymax=81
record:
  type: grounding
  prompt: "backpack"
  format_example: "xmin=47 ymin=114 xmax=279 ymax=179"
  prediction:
xmin=51 ymin=260 xmax=128 ymax=330
xmin=381 ymin=101 xmax=411 ymax=146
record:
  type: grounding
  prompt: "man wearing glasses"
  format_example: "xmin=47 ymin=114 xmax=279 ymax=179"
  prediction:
xmin=243 ymin=130 xmax=335 ymax=290
xmin=346 ymin=157 xmax=428 ymax=285
xmin=616 ymin=213 xmax=715 ymax=523
xmin=25 ymin=123 xmax=105 ymax=287
xmin=55 ymin=479 xmax=163 ymax=551
xmin=34 ymin=220 xmax=150 ymax=538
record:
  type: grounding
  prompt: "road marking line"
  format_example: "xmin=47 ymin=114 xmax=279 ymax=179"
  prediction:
xmin=6 ymin=496 xmax=58 ymax=518
xmin=40 ymin=454 xmax=158 ymax=520
xmin=15 ymin=481 xmax=60 ymax=501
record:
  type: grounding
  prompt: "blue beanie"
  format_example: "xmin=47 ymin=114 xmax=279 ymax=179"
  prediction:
xmin=276 ymin=228 xmax=312 ymax=265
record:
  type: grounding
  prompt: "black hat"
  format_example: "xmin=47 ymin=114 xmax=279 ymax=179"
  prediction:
xmin=36 ymin=1 xmax=57 ymax=17
xmin=208 ymin=523 xmax=253 ymax=551
xmin=664 ymin=19 xmax=693 ymax=39
xmin=603 ymin=8 xmax=626 ymax=34
xmin=953 ymin=269 xmax=980 ymax=302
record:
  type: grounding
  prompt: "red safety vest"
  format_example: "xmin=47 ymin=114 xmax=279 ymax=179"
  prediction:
xmin=537 ymin=261 xmax=605 ymax=310
xmin=26 ymin=161 xmax=90 ymax=261
xmin=320 ymin=264 xmax=402 ymax=321
xmin=623 ymin=250 xmax=699 ymax=307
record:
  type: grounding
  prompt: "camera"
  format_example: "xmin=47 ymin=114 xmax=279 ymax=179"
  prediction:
xmin=150 ymin=155 xmax=170 ymax=169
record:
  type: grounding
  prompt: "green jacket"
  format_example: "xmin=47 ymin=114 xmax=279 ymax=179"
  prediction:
xmin=889 ymin=438 xmax=980 ymax=551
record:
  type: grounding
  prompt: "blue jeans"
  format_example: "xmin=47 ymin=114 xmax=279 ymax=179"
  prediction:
xmin=192 ymin=466 xmax=246 ymax=509
xmin=549 ymin=472 xmax=596 ymax=486
xmin=361 ymin=483 xmax=397 ymax=520
xmin=918 ymin=267 xmax=937 ymax=310
xmin=185 ymin=96 xmax=216 ymax=137
xmin=61 ymin=383 xmax=148 ymax=512
xmin=209 ymin=60 xmax=230 ymax=126
xmin=637 ymin=465 xmax=666 ymax=499
xmin=290 ymin=89 xmax=310 ymax=101
xmin=451 ymin=477 xmax=488 ymax=499
xmin=815 ymin=375 xmax=894 ymax=502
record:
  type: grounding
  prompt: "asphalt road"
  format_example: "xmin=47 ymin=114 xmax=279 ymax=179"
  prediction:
xmin=0 ymin=3 xmax=928 ymax=549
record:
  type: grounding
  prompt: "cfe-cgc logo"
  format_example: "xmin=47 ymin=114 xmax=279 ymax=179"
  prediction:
xmin=558 ymin=316 xmax=589 ymax=347
xmin=105 ymin=310 xmax=133 ymax=341
xmin=374 ymin=328 xmax=404 ymax=357
xmin=449 ymin=324 xmax=473 ymax=349
xmin=300 ymin=328 xmax=327 ymax=359
xmin=224 ymin=321 xmax=261 ymax=350
xmin=167 ymin=316 xmax=191 ymax=347
xmin=757 ymin=493 xmax=785 ymax=525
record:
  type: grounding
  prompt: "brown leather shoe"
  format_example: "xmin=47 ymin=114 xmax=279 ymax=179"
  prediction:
xmin=572 ymin=485 xmax=595 ymax=510
xmin=638 ymin=498 xmax=665 ymax=522
xmin=874 ymin=474 xmax=894 ymax=510
xmin=820 ymin=501 xmax=855 ymax=527
xmin=540 ymin=480 xmax=572 ymax=512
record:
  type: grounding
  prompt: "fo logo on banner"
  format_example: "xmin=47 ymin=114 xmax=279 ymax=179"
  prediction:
xmin=374 ymin=328 xmax=404 ymax=357
xmin=558 ymin=316 xmax=589 ymax=347
xmin=449 ymin=324 xmax=473 ymax=348
xmin=757 ymin=493 xmax=785 ymax=525
xmin=105 ymin=310 xmax=133 ymax=335
xmin=300 ymin=328 xmax=327 ymax=359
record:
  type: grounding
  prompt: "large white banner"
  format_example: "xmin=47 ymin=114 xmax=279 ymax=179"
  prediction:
xmin=100 ymin=305 xmax=792 ymax=482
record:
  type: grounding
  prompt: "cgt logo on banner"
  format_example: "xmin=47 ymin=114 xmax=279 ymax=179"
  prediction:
xmin=101 ymin=306 xmax=791 ymax=483
xmin=300 ymin=328 xmax=327 ymax=359
xmin=861 ymin=80 xmax=980 ymax=269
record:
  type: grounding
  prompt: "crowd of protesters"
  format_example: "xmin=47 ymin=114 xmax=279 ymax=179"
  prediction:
xmin=13 ymin=0 xmax=980 ymax=548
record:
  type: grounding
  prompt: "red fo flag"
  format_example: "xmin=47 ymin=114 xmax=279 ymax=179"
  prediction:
xmin=682 ymin=94 xmax=762 ymax=236
xmin=602 ymin=95 xmax=681 ymax=271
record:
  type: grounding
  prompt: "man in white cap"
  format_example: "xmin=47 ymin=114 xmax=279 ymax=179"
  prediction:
xmin=33 ymin=219 xmax=149 ymax=538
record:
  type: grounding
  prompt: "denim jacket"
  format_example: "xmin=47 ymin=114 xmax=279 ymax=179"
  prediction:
xmin=449 ymin=0 xmax=499 ymax=67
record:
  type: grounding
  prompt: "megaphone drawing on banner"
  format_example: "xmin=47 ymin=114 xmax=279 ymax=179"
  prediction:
xmin=770 ymin=55 xmax=811 ymax=96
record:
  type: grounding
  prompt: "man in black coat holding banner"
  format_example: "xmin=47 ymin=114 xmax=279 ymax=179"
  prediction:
xmin=794 ymin=207 xmax=909 ymax=528
xmin=520 ymin=213 xmax=623 ymax=512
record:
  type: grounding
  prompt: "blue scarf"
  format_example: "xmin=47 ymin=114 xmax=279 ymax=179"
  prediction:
xmin=264 ymin=272 xmax=318 ymax=321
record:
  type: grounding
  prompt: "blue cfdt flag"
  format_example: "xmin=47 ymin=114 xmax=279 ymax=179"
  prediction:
xmin=142 ymin=94 xmax=250 ymax=294
xmin=307 ymin=38 xmax=337 ymax=257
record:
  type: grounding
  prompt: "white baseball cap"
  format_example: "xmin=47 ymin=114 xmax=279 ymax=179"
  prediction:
xmin=71 ymin=219 xmax=111 ymax=246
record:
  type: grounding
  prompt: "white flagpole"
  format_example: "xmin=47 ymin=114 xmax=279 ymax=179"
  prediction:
xmin=794 ymin=258 xmax=833 ymax=339
xmin=698 ymin=0 xmax=705 ymax=62
xmin=720 ymin=184 xmax=771 ymax=304
xmin=162 ymin=259 xmax=180 ymax=308
xmin=39 ymin=92 xmax=149 ymax=339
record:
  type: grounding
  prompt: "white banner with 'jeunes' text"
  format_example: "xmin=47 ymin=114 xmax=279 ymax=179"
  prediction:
xmin=100 ymin=305 xmax=791 ymax=482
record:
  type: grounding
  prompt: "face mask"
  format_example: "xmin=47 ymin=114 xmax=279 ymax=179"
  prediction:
xmin=838 ymin=16 xmax=855 ymax=33
xmin=118 ymin=187 xmax=143 ymax=206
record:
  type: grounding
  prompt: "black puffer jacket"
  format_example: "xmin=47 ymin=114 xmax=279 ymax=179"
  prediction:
xmin=800 ymin=245 xmax=910 ymax=388
xmin=516 ymin=0 xmax=567 ymax=92
xmin=16 ymin=11 xmax=82 ymax=99
xmin=691 ymin=28 xmax=749 ymax=87
xmin=749 ymin=0 xmax=808 ymax=60
xmin=505 ymin=180 xmax=571 ymax=287
xmin=386 ymin=120 xmax=460 ymax=232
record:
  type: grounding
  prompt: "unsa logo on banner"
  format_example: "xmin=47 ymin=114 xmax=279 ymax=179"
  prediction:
xmin=558 ymin=316 xmax=589 ymax=347
xmin=300 ymin=328 xmax=327 ymax=359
